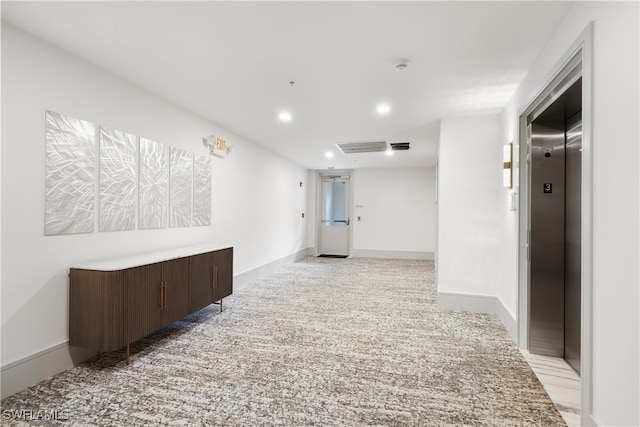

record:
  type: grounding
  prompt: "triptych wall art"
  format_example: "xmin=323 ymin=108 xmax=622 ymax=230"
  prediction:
xmin=44 ymin=110 xmax=212 ymax=236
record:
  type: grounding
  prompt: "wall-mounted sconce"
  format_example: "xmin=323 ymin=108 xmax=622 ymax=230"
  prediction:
xmin=503 ymin=143 xmax=513 ymax=188
xmin=202 ymin=135 xmax=231 ymax=158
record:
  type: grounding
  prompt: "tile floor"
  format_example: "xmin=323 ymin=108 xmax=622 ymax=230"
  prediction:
xmin=521 ymin=349 xmax=581 ymax=427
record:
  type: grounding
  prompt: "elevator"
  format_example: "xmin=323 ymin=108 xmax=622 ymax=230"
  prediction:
xmin=528 ymin=77 xmax=582 ymax=374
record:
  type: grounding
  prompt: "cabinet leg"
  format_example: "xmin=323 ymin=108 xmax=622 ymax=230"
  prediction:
xmin=126 ymin=344 xmax=130 ymax=365
xmin=220 ymin=298 xmax=223 ymax=312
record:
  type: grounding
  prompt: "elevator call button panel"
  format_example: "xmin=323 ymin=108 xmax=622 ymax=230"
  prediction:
xmin=543 ymin=183 xmax=553 ymax=194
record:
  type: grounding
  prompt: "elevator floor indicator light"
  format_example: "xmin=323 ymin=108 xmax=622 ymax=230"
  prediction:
xmin=544 ymin=183 xmax=553 ymax=194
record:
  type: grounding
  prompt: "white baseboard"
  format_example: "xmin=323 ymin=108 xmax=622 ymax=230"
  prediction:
xmin=438 ymin=292 xmax=518 ymax=343
xmin=438 ymin=291 xmax=496 ymax=313
xmin=495 ymin=298 xmax=518 ymax=343
xmin=233 ymin=247 xmax=312 ymax=288
xmin=584 ymin=413 xmax=600 ymax=426
xmin=1 ymin=341 xmax=95 ymax=399
xmin=350 ymin=249 xmax=434 ymax=260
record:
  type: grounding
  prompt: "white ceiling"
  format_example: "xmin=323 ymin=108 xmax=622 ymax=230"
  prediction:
xmin=2 ymin=1 xmax=574 ymax=170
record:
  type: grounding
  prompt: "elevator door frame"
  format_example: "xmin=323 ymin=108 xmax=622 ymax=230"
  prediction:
xmin=517 ymin=23 xmax=593 ymax=424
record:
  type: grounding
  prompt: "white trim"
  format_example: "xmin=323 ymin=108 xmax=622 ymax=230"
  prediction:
xmin=438 ymin=292 xmax=496 ymax=313
xmin=580 ymin=22 xmax=595 ymax=427
xmin=438 ymin=292 xmax=518 ymax=343
xmin=1 ymin=340 xmax=67 ymax=372
xmin=234 ymin=247 xmax=312 ymax=288
xmin=350 ymin=249 xmax=434 ymax=260
xmin=496 ymin=297 xmax=518 ymax=342
xmin=584 ymin=414 xmax=600 ymax=427
xmin=1 ymin=341 xmax=95 ymax=399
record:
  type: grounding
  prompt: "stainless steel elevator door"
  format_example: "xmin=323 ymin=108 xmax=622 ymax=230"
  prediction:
xmin=529 ymin=122 xmax=566 ymax=357
xmin=564 ymin=112 xmax=582 ymax=374
xmin=528 ymin=76 xmax=582 ymax=374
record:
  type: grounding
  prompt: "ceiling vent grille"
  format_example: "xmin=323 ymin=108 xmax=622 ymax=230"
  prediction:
xmin=390 ymin=142 xmax=410 ymax=151
xmin=336 ymin=141 xmax=387 ymax=154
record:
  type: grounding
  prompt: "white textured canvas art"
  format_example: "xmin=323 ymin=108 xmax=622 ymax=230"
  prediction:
xmin=139 ymin=138 xmax=169 ymax=229
xmin=193 ymin=155 xmax=212 ymax=226
xmin=44 ymin=111 xmax=96 ymax=235
xmin=169 ymin=147 xmax=193 ymax=228
xmin=99 ymin=127 xmax=137 ymax=232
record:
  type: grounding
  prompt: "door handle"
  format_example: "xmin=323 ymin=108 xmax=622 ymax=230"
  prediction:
xmin=346 ymin=217 xmax=350 ymax=225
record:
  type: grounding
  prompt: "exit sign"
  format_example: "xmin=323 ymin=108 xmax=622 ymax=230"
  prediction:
xmin=212 ymin=137 xmax=228 ymax=158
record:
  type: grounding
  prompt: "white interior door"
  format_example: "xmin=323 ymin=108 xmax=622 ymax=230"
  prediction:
xmin=319 ymin=175 xmax=350 ymax=256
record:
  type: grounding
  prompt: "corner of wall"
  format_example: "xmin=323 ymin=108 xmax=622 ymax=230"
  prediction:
xmin=437 ymin=292 xmax=518 ymax=344
xmin=495 ymin=297 xmax=518 ymax=343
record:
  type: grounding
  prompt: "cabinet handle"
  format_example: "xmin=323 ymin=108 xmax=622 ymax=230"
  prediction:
xmin=212 ymin=266 xmax=218 ymax=290
xmin=159 ymin=281 xmax=167 ymax=310
xmin=163 ymin=282 xmax=167 ymax=310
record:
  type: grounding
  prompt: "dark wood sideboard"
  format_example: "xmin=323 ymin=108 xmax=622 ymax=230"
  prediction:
xmin=69 ymin=246 xmax=233 ymax=363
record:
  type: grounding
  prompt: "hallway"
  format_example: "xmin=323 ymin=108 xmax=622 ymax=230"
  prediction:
xmin=2 ymin=258 xmax=565 ymax=426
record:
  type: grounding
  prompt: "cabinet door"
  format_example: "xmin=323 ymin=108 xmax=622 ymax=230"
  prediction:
xmin=69 ymin=269 xmax=125 ymax=352
xmin=189 ymin=252 xmax=215 ymax=312
xmin=124 ymin=263 xmax=163 ymax=344
xmin=161 ymin=257 xmax=190 ymax=327
xmin=213 ymin=247 xmax=233 ymax=302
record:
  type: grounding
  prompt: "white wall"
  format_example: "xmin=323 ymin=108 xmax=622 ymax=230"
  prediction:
xmin=305 ymin=170 xmax=318 ymax=251
xmin=1 ymin=24 xmax=309 ymax=388
xmin=352 ymin=167 xmax=435 ymax=258
xmin=437 ymin=115 xmax=502 ymax=297
xmin=501 ymin=2 xmax=639 ymax=425
xmin=496 ymin=108 xmax=520 ymax=324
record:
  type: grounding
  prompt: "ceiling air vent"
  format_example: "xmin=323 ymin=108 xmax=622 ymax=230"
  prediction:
xmin=390 ymin=142 xmax=410 ymax=151
xmin=336 ymin=141 xmax=387 ymax=154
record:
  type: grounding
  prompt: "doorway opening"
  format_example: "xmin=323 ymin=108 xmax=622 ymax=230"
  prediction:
xmin=318 ymin=172 xmax=351 ymax=257
xmin=528 ymin=78 xmax=582 ymax=374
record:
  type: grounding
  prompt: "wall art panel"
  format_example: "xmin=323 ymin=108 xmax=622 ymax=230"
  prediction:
xmin=44 ymin=111 xmax=96 ymax=235
xmin=193 ymin=155 xmax=212 ymax=226
xmin=169 ymin=147 xmax=193 ymax=228
xmin=139 ymin=138 xmax=169 ymax=229
xmin=99 ymin=127 xmax=137 ymax=232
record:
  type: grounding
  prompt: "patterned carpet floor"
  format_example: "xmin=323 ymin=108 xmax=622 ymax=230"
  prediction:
xmin=2 ymin=257 xmax=566 ymax=426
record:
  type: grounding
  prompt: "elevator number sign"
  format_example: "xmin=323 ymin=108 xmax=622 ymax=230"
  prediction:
xmin=543 ymin=183 xmax=553 ymax=194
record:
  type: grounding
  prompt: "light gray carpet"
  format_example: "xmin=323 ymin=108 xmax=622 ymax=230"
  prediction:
xmin=2 ymin=257 xmax=566 ymax=426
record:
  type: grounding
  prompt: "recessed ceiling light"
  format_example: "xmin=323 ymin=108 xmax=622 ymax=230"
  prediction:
xmin=278 ymin=111 xmax=292 ymax=122
xmin=325 ymin=151 xmax=334 ymax=159
xmin=385 ymin=149 xmax=394 ymax=156
xmin=376 ymin=103 xmax=391 ymax=115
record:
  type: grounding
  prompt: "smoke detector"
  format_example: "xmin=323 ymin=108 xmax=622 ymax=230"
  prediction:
xmin=395 ymin=59 xmax=409 ymax=71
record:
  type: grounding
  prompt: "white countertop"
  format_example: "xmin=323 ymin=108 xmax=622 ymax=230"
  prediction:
xmin=71 ymin=244 xmax=232 ymax=271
